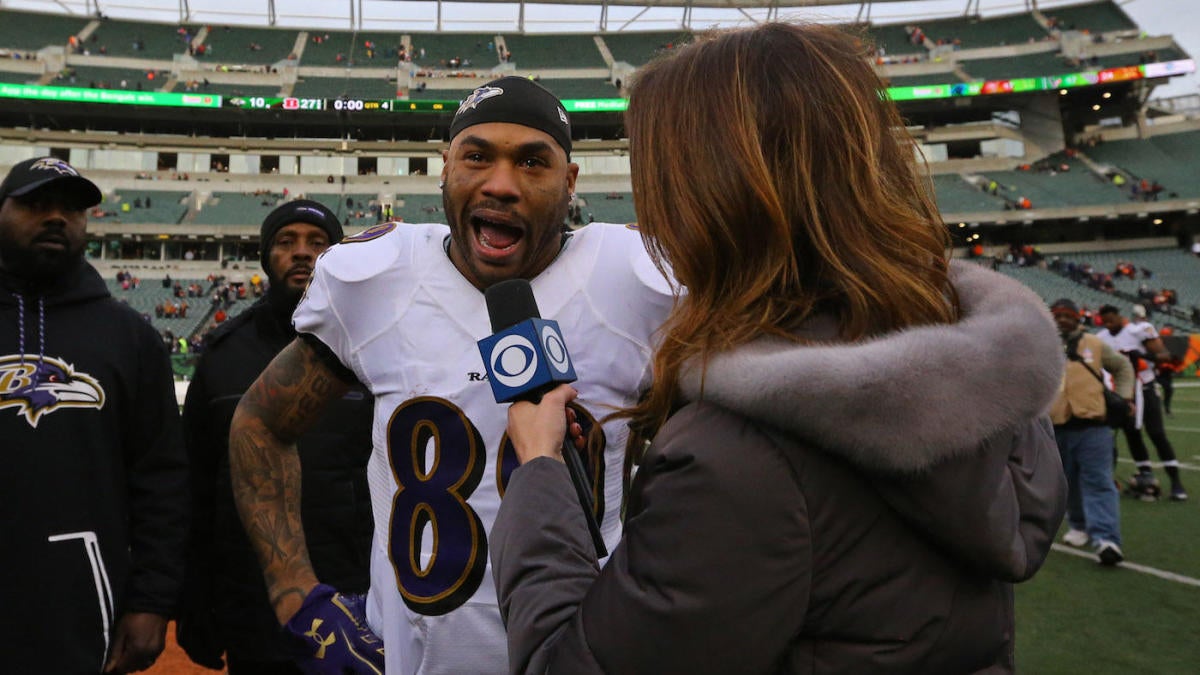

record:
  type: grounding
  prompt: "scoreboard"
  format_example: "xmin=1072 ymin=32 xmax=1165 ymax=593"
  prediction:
xmin=1 ymin=58 xmax=1193 ymax=113
xmin=233 ymin=96 xmax=458 ymax=112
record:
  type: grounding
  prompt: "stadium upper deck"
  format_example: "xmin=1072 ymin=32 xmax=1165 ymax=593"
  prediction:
xmin=0 ymin=1 xmax=1188 ymax=101
xmin=0 ymin=0 xmax=1197 ymax=274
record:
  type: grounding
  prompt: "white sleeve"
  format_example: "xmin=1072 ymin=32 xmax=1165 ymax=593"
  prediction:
xmin=292 ymin=260 xmax=358 ymax=377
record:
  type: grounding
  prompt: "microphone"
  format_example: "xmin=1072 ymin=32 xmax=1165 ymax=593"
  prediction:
xmin=478 ymin=279 xmax=607 ymax=557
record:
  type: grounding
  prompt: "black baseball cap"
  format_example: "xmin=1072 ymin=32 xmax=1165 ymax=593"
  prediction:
xmin=259 ymin=199 xmax=344 ymax=272
xmin=448 ymin=76 xmax=572 ymax=158
xmin=0 ymin=157 xmax=103 ymax=208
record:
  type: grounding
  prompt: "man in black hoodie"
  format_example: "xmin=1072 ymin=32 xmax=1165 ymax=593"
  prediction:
xmin=178 ymin=200 xmax=374 ymax=673
xmin=0 ymin=157 xmax=187 ymax=673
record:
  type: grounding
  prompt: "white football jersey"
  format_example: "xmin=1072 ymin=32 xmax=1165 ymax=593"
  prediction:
xmin=294 ymin=221 xmax=674 ymax=675
xmin=1096 ymin=321 xmax=1157 ymax=386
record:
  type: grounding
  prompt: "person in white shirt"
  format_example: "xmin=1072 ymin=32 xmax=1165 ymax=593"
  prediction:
xmin=226 ymin=76 xmax=674 ymax=674
xmin=1096 ymin=304 xmax=1187 ymax=501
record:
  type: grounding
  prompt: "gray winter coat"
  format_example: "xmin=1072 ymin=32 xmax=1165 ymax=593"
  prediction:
xmin=491 ymin=261 xmax=1068 ymax=674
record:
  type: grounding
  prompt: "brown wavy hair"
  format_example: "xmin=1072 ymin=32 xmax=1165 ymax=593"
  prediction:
xmin=621 ymin=21 xmax=959 ymax=440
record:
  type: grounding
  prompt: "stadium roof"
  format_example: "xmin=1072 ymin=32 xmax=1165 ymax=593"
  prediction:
xmin=3 ymin=0 xmax=1098 ymax=32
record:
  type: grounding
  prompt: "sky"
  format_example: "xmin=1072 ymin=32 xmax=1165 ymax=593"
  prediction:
xmin=6 ymin=0 xmax=1196 ymax=99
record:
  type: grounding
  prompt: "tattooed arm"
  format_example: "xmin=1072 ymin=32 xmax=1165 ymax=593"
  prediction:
xmin=229 ymin=337 xmax=349 ymax=624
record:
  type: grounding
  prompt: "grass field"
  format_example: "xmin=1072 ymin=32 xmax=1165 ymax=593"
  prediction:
xmin=1016 ymin=381 xmax=1200 ymax=673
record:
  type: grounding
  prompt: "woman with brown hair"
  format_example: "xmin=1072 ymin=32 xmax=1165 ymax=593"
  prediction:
xmin=491 ymin=22 xmax=1066 ymax=674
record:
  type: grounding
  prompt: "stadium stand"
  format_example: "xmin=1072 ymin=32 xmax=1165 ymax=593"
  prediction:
xmin=1056 ymin=248 xmax=1200 ymax=316
xmin=407 ymin=33 xmax=498 ymax=68
xmin=0 ymin=10 xmax=90 ymax=51
xmin=932 ymin=174 xmax=1008 ymax=213
xmin=308 ymin=193 xmax=387 ymax=228
xmin=1085 ymin=131 xmax=1200 ymax=198
xmin=537 ymin=78 xmax=620 ymax=99
xmin=94 ymin=191 xmax=191 ymax=225
xmin=104 ymin=276 xmax=229 ymax=337
xmin=200 ymin=26 xmax=298 ymax=64
xmin=501 ymin=34 xmax=606 ymax=68
xmin=601 ymin=31 xmax=693 ymax=65
xmin=865 ymin=24 xmax=927 ymax=56
xmin=921 ymin=12 xmax=1048 ymax=48
xmin=406 ymin=85 xmax=467 ymax=101
xmin=885 ymin=73 xmax=961 ymax=87
xmin=959 ymin=51 xmax=1069 ymax=80
xmin=322 ymin=31 xmax=407 ymax=66
xmin=992 ymin=263 xmax=1147 ymax=320
xmin=196 ymin=82 xmax=282 ymax=99
xmin=293 ymin=76 xmax=396 ymax=99
xmin=87 ymin=18 xmax=189 ymax=59
xmin=577 ymin=193 xmax=636 ymax=224
xmin=391 ymin=194 xmax=446 ymax=224
xmin=1043 ymin=1 xmax=1137 ymax=34
xmin=1092 ymin=46 xmax=1189 ymax=70
xmin=0 ymin=70 xmax=37 ymax=84
xmin=56 ymin=65 xmax=167 ymax=90
xmin=981 ymin=154 xmax=1130 ymax=208
xmin=193 ymin=192 xmax=281 ymax=225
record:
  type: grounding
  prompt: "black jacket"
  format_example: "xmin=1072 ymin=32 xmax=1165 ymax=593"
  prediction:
xmin=179 ymin=295 xmax=374 ymax=664
xmin=0 ymin=259 xmax=187 ymax=674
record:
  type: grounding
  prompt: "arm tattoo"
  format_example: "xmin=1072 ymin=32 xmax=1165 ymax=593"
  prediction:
xmin=229 ymin=338 xmax=350 ymax=621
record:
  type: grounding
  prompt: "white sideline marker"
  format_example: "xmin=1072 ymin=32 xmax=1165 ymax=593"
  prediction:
xmin=1051 ymin=544 xmax=1200 ymax=588
xmin=1113 ymin=454 xmax=1200 ymax=470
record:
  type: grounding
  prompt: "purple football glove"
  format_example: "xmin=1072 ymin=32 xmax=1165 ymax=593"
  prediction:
xmin=283 ymin=583 xmax=385 ymax=675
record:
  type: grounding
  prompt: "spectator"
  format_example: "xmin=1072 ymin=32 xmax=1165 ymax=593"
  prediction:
xmin=1097 ymin=305 xmax=1188 ymax=501
xmin=1049 ymin=299 xmax=1133 ymax=565
xmin=0 ymin=157 xmax=187 ymax=672
xmin=178 ymin=201 xmax=374 ymax=673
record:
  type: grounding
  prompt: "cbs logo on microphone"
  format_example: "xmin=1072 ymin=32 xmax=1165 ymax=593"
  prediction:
xmin=478 ymin=319 xmax=577 ymax=403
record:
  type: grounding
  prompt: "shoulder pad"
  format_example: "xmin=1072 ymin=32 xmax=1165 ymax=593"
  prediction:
xmin=317 ymin=224 xmax=409 ymax=283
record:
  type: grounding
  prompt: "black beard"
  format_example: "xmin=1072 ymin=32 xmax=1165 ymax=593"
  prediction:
xmin=266 ymin=272 xmax=304 ymax=311
xmin=0 ymin=239 xmax=83 ymax=287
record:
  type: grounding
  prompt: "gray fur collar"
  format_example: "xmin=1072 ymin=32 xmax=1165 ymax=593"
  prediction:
xmin=678 ymin=260 xmax=1064 ymax=474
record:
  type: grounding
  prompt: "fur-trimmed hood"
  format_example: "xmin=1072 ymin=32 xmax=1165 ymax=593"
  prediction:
xmin=679 ymin=260 xmax=1064 ymax=475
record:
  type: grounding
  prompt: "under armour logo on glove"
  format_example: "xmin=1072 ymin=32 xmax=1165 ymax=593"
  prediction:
xmin=284 ymin=584 xmax=385 ymax=674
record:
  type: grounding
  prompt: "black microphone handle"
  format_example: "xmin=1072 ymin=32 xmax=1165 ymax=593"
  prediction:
xmin=560 ymin=435 xmax=609 ymax=559
xmin=517 ymin=384 xmax=607 ymax=558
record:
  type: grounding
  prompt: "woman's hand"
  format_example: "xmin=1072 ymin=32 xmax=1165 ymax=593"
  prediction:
xmin=507 ymin=384 xmax=579 ymax=464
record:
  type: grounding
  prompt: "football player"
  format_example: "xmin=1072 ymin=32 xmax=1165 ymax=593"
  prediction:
xmin=229 ymin=76 xmax=673 ymax=674
xmin=1097 ymin=304 xmax=1186 ymax=501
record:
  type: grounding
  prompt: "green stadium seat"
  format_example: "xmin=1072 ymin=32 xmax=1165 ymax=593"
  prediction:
xmin=501 ymin=34 xmax=605 ymax=69
xmin=866 ymin=24 xmax=928 ymax=56
xmin=537 ymin=78 xmax=619 ymax=100
xmin=87 ymin=18 xmax=188 ymax=59
xmin=293 ymin=76 xmax=397 ymax=100
xmin=300 ymin=32 xmax=406 ymax=67
xmin=201 ymin=26 xmax=299 ymax=65
xmin=960 ymin=51 xmax=1069 ymax=80
xmin=932 ymin=175 xmax=1008 ymax=213
xmin=407 ymin=33 xmax=498 ymax=69
xmin=1043 ymin=1 xmax=1138 ymax=34
xmin=55 ymin=65 xmax=167 ymax=91
xmin=577 ymin=193 xmax=636 ymax=225
xmin=922 ymin=13 xmax=1048 ymax=48
xmin=602 ymin=31 xmax=693 ymax=65
xmin=0 ymin=10 xmax=91 ymax=52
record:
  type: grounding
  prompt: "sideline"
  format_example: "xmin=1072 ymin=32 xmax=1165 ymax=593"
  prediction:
xmin=1051 ymin=544 xmax=1200 ymax=587
xmin=1115 ymin=456 xmax=1200 ymax=472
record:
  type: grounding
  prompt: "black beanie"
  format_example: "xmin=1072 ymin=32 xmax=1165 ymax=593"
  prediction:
xmin=448 ymin=76 xmax=572 ymax=157
xmin=259 ymin=199 xmax=344 ymax=273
